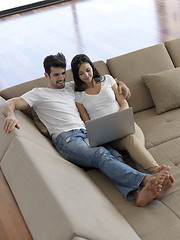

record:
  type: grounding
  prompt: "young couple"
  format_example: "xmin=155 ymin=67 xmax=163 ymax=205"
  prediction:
xmin=2 ymin=52 xmax=174 ymax=207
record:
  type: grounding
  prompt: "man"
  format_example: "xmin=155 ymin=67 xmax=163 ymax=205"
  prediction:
xmin=2 ymin=53 xmax=173 ymax=207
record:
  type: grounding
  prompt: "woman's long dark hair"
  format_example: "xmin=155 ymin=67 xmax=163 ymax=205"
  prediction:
xmin=71 ymin=54 xmax=103 ymax=91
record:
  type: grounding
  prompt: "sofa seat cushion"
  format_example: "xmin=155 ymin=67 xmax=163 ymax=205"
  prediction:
xmin=72 ymin=238 xmax=88 ymax=240
xmin=147 ymin=137 xmax=180 ymax=168
xmin=1 ymin=136 xmax=140 ymax=240
xmin=87 ymin=168 xmax=180 ymax=240
xmin=134 ymin=108 xmax=180 ymax=169
xmin=142 ymin=67 xmax=180 ymax=114
xmin=134 ymin=108 xmax=180 ymax=149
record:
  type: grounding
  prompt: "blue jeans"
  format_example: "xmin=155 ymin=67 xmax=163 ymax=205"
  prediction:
xmin=53 ymin=129 xmax=146 ymax=200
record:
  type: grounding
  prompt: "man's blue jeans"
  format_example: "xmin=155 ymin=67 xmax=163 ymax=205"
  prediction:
xmin=53 ymin=129 xmax=146 ymax=200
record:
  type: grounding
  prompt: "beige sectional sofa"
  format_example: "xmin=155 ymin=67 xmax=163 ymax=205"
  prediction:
xmin=0 ymin=38 xmax=180 ymax=240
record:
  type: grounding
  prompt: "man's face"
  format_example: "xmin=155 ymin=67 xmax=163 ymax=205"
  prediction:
xmin=45 ymin=67 xmax=66 ymax=89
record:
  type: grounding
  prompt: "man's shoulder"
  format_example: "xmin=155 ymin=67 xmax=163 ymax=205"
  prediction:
xmin=26 ymin=87 xmax=46 ymax=92
xmin=21 ymin=87 xmax=47 ymax=98
xmin=65 ymin=81 xmax=75 ymax=87
xmin=65 ymin=81 xmax=75 ymax=91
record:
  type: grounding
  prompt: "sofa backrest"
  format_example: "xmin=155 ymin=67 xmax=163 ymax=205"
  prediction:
xmin=106 ymin=44 xmax=174 ymax=113
xmin=165 ymin=38 xmax=180 ymax=67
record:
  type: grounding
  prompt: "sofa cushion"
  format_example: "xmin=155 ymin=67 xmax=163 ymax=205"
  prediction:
xmin=1 ymin=136 xmax=141 ymax=240
xmin=72 ymin=238 xmax=88 ymax=240
xmin=106 ymin=44 xmax=174 ymax=112
xmin=31 ymin=108 xmax=51 ymax=139
xmin=142 ymin=67 xmax=180 ymax=114
xmin=134 ymin=108 xmax=180 ymax=149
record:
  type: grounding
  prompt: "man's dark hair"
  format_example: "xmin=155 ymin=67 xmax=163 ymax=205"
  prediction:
xmin=43 ymin=53 xmax=66 ymax=76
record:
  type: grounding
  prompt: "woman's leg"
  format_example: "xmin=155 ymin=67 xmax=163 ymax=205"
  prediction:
xmin=110 ymin=123 xmax=159 ymax=173
xmin=134 ymin=123 xmax=145 ymax=145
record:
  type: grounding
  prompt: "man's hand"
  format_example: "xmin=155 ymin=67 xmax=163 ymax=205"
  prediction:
xmin=4 ymin=115 xmax=20 ymax=134
xmin=115 ymin=79 xmax=131 ymax=100
xmin=1 ymin=97 xmax=29 ymax=134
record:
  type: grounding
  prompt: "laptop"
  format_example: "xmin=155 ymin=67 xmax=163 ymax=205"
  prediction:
xmin=85 ymin=107 xmax=135 ymax=147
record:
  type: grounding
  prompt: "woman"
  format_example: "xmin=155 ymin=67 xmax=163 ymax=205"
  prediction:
xmin=71 ymin=54 xmax=159 ymax=174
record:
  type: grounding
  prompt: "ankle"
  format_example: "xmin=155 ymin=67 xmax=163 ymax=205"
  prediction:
xmin=146 ymin=166 xmax=159 ymax=174
xmin=141 ymin=174 xmax=151 ymax=186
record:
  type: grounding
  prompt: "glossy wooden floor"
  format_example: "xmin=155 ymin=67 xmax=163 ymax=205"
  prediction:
xmin=0 ymin=0 xmax=180 ymax=91
xmin=0 ymin=0 xmax=180 ymax=239
xmin=0 ymin=169 xmax=32 ymax=240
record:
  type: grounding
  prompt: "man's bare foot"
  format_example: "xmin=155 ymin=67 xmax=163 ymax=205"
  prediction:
xmin=134 ymin=177 xmax=161 ymax=207
xmin=156 ymin=174 xmax=174 ymax=199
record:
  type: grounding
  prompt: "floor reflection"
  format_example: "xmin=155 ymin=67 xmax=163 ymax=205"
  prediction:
xmin=0 ymin=0 xmax=180 ymax=90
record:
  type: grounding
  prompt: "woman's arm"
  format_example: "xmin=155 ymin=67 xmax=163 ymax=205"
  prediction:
xmin=112 ymin=83 xmax=129 ymax=110
xmin=75 ymin=102 xmax=90 ymax=122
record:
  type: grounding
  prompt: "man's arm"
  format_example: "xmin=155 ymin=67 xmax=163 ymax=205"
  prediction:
xmin=112 ymin=83 xmax=129 ymax=110
xmin=115 ymin=78 xmax=131 ymax=100
xmin=1 ymin=97 xmax=29 ymax=134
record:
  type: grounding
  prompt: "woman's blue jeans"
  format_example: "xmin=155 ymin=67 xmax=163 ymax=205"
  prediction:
xmin=53 ymin=129 xmax=146 ymax=200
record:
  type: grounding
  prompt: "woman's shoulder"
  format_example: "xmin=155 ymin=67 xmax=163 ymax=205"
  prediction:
xmin=104 ymin=74 xmax=115 ymax=80
xmin=102 ymin=75 xmax=116 ymax=85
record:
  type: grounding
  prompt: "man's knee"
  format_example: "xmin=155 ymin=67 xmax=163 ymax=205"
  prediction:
xmin=92 ymin=146 xmax=109 ymax=167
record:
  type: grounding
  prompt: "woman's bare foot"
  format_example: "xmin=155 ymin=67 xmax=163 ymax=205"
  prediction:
xmin=154 ymin=164 xmax=174 ymax=199
xmin=134 ymin=177 xmax=161 ymax=207
xmin=156 ymin=174 xmax=174 ymax=199
xmin=156 ymin=164 xmax=170 ymax=173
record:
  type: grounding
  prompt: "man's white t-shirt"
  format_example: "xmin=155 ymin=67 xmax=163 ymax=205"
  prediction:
xmin=21 ymin=81 xmax=85 ymax=140
xmin=75 ymin=75 xmax=120 ymax=120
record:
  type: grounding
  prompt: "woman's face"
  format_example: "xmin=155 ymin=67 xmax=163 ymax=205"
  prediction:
xmin=78 ymin=62 xmax=93 ymax=83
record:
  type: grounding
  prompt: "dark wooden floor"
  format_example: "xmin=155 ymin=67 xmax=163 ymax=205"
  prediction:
xmin=0 ymin=0 xmax=180 ymax=239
